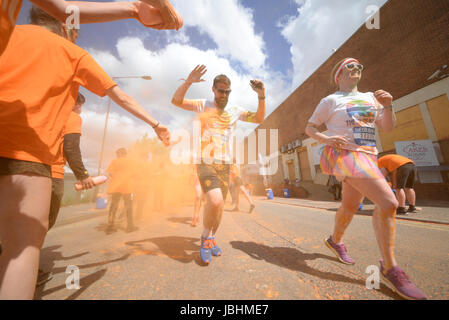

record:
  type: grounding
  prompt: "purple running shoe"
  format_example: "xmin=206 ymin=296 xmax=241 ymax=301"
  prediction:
xmin=324 ymin=236 xmax=355 ymax=265
xmin=380 ymin=260 xmax=427 ymax=300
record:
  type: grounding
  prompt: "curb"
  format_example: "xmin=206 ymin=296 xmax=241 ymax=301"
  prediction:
xmin=259 ymin=199 xmax=449 ymax=226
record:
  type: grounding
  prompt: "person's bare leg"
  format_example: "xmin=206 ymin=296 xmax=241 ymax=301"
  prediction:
xmin=0 ymin=174 xmax=51 ymax=299
xmin=239 ymin=185 xmax=254 ymax=206
xmin=404 ymin=188 xmax=416 ymax=206
xmin=332 ymin=180 xmax=364 ymax=243
xmin=345 ymin=178 xmax=398 ymax=271
xmin=193 ymin=197 xmax=201 ymax=225
xmin=193 ymin=184 xmax=202 ymax=224
xmin=232 ymin=186 xmax=240 ymax=210
xmin=202 ymin=188 xmax=223 ymax=238
xmin=396 ymin=188 xmax=406 ymax=207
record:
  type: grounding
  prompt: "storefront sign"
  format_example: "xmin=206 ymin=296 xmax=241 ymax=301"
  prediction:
xmin=394 ymin=140 xmax=439 ymax=167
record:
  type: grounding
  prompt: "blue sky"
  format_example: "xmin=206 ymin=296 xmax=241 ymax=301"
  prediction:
xmin=17 ymin=0 xmax=388 ymax=171
xmin=18 ymin=0 xmax=296 ymax=76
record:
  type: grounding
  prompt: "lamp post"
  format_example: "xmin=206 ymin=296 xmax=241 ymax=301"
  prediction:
xmin=97 ymin=75 xmax=152 ymax=176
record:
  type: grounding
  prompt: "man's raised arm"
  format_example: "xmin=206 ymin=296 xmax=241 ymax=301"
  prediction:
xmin=171 ymin=64 xmax=207 ymax=112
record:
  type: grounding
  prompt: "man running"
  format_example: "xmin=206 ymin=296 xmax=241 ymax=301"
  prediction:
xmin=171 ymin=65 xmax=266 ymax=264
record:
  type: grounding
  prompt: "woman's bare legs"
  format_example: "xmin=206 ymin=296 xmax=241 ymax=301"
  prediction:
xmin=344 ymin=177 xmax=398 ymax=270
xmin=332 ymin=180 xmax=364 ymax=243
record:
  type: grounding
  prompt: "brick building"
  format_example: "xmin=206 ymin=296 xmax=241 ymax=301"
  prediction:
xmin=245 ymin=0 xmax=449 ymax=200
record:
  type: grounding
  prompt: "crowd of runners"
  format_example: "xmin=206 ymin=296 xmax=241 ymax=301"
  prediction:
xmin=0 ymin=0 xmax=427 ymax=300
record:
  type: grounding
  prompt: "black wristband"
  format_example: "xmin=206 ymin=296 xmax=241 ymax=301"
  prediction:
xmin=152 ymin=121 xmax=160 ymax=129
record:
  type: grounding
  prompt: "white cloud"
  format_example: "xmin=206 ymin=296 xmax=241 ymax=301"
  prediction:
xmin=280 ymin=0 xmax=388 ymax=89
xmin=171 ymin=0 xmax=267 ymax=74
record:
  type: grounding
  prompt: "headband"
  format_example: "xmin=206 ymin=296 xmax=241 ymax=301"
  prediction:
xmin=334 ymin=58 xmax=359 ymax=84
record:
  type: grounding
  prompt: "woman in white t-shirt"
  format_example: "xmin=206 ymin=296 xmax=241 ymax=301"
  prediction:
xmin=305 ymin=58 xmax=426 ymax=300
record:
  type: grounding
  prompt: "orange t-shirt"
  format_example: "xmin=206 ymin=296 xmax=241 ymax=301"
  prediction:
xmin=377 ymin=154 xmax=414 ymax=173
xmin=0 ymin=25 xmax=116 ymax=165
xmin=0 ymin=0 xmax=22 ymax=56
xmin=51 ymin=112 xmax=83 ymax=179
xmin=106 ymin=157 xmax=136 ymax=194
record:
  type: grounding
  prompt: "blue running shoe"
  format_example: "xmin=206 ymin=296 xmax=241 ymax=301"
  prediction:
xmin=200 ymin=236 xmax=213 ymax=264
xmin=210 ymin=237 xmax=222 ymax=257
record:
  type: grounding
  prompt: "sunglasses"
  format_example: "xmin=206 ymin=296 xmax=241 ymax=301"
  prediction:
xmin=214 ymin=87 xmax=232 ymax=95
xmin=345 ymin=63 xmax=364 ymax=71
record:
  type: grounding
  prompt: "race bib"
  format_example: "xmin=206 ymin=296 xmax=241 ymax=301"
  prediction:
xmin=353 ymin=127 xmax=376 ymax=146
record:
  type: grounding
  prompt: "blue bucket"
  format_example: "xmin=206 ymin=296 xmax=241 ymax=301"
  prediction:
xmin=359 ymin=203 xmax=363 ymax=211
xmin=283 ymin=188 xmax=290 ymax=198
xmin=266 ymin=188 xmax=273 ymax=199
xmin=96 ymin=197 xmax=107 ymax=209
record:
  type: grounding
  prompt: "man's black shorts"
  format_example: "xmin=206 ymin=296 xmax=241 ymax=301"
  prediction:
xmin=49 ymin=178 xmax=65 ymax=230
xmin=0 ymin=157 xmax=51 ymax=178
xmin=395 ymin=163 xmax=417 ymax=189
xmin=197 ymin=163 xmax=230 ymax=199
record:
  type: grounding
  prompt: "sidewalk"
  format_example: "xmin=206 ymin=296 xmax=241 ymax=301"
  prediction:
xmin=255 ymin=196 xmax=449 ymax=225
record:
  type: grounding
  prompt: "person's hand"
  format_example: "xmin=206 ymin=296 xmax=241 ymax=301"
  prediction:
xmin=250 ymin=79 xmax=265 ymax=96
xmin=134 ymin=1 xmax=164 ymax=28
xmin=154 ymin=124 xmax=171 ymax=146
xmin=374 ymin=90 xmax=393 ymax=107
xmin=324 ymin=135 xmax=348 ymax=148
xmin=140 ymin=0 xmax=183 ymax=30
xmin=185 ymin=65 xmax=207 ymax=84
xmin=79 ymin=177 xmax=95 ymax=190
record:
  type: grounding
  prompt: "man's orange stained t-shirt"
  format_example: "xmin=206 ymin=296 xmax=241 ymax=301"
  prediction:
xmin=0 ymin=25 xmax=116 ymax=166
xmin=51 ymin=112 xmax=83 ymax=179
xmin=377 ymin=154 xmax=414 ymax=173
xmin=106 ymin=157 xmax=135 ymax=194
xmin=0 ymin=0 xmax=22 ymax=56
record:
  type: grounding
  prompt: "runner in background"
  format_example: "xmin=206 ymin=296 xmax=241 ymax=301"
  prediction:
xmin=105 ymin=148 xmax=138 ymax=234
xmin=305 ymin=58 xmax=427 ymax=300
xmin=230 ymin=164 xmax=255 ymax=213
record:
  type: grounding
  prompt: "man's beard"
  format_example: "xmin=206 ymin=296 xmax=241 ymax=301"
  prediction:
xmin=215 ymin=97 xmax=228 ymax=109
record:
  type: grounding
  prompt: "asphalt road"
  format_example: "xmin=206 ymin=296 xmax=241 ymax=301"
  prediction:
xmin=35 ymin=199 xmax=449 ymax=300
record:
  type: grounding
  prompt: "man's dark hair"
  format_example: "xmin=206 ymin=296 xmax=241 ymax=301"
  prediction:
xmin=213 ymin=74 xmax=231 ymax=87
xmin=29 ymin=5 xmax=64 ymax=36
xmin=76 ymin=93 xmax=86 ymax=105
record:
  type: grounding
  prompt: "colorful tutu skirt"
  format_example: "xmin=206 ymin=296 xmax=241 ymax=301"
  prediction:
xmin=320 ymin=146 xmax=384 ymax=180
